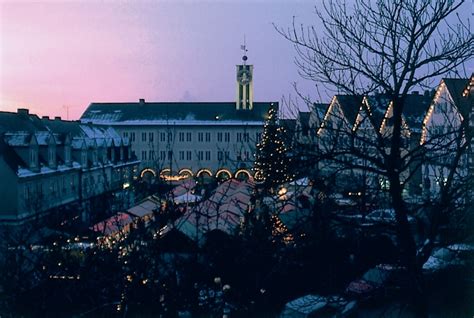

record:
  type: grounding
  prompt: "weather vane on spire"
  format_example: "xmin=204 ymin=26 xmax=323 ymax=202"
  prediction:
xmin=241 ymin=35 xmax=248 ymax=65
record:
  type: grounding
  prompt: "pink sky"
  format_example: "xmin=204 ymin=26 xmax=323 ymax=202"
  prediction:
xmin=0 ymin=1 xmax=319 ymax=119
xmin=0 ymin=1 xmax=471 ymax=120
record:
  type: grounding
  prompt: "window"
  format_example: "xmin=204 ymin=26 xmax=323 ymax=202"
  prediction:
xmin=224 ymin=132 xmax=230 ymax=142
xmin=179 ymin=151 xmax=185 ymax=160
xmin=62 ymin=176 xmax=67 ymax=194
xmin=24 ymin=184 xmax=30 ymax=201
xmin=186 ymin=132 xmax=192 ymax=142
xmin=197 ymin=151 xmax=204 ymax=160
xmin=237 ymin=133 xmax=242 ymax=142
xmin=244 ymin=151 xmax=250 ymax=160
xmin=48 ymin=147 xmax=55 ymax=165
xmin=92 ymin=150 xmax=98 ymax=164
xmin=142 ymin=132 xmax=147 ymax=142
xmin=256 ymin=132 xmax=262 ymax=143
xmin=130 ymin=132 xmax=136 ymax=142
xmin=142 ymin=151 xmax=147 ymax=160
xmin=123 ymin=132 xmax=129 ymax=138
xmin=81 ymin=150 xmax=87 ymax=166
xmin=217 ymin=132 xmax=223 ymax=142
xmin=205 ymin=132 xmax=211 ymax=142
xmin=218 ymin=151 xmax=223 ymax=161
xmin=168 ymin=151 xmax=173 ymax=160
xmin=30 ymin=149 xmax=37 ymax=166
xmin=160 ymin=132 xmax=166 ymax=142
xmin=224 ymin=151 xmax=230 ymax=160
xmin=149 ymin=132 xmax=154 ymax=142
xmin=149 ymin=150 xmax=154 ymax=160
xmin=186 ymin=151 xmax=192 ymax=160
xmin=205 ymin=151 xmax=211 ymax=161
xmin=243 ymin=133 xmax=250 ymax=142
xmin=198 ymin=132 xmax=204 ymax=142
xmin=160 ymin=151 xmax=166 ymax=160
xmin=168 ymin=132 xmax=173 ymax=142
xmin=179 ymin=132 xmax=185 ymax=142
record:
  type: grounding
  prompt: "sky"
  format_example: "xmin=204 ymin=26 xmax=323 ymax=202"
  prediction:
xmin=0 ymin=1 xmax=471 ymax=120
xmin=0 ymin=0 xmax=321 ymax=120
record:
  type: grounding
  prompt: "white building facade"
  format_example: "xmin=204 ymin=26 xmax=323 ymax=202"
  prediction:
xmin=80 ymin=60 xmax=276 ymax=182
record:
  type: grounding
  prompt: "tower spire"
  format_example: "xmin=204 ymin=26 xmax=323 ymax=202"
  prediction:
xmin=236 ymin=36 xmax=253 ymax=110
xmin=241 ymin=35 xmax=248 ymax=65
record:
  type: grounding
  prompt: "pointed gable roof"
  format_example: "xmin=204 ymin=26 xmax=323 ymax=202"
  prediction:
xmin=363 ymin=94 xmax=391 ymax=129
xmin=443 ymin=78 xmax=470 ymax=117
xmin=335 ymin=95 xmax=364 ymax=126
xmin=311 ymin=103 xmax=329 ymax=122
xmin=402 ymin=92 xmax=433 ymax=132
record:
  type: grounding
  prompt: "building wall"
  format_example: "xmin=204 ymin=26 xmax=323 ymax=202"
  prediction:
xmin=17 ymin=169 xmax=79 ymax=220
xmin=422 ymin=85 xmax=468 ymax=196
xmin=0 ymin=158 xmax=19 ymax=219
xmin=114 ymin=124 xmax=263 ymax=177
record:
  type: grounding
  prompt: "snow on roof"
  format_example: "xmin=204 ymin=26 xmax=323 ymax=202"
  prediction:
xmin=82 ymin=119 xmax=265 ymax=126
xmin=35 ymin=131 xmax=51 ymax=145
xmin=174 ymin=192 xmax=202 ymax=204
xmin=127 ymin=197 xmax=161 ymax=217
xmin=172 ymin=179 xmax=197 ymax=197
xmin=4 ymin=132 xmax=30 ymax=146
xmin=17 ymin=163 xmax=79 ymax=178
xmin=283 ymin=294 xmax=328 ymax=315
xmin=80 ymin=102 xmax=274 ymax=125
xmin=173 ymin=180 xmax=254 ymax=242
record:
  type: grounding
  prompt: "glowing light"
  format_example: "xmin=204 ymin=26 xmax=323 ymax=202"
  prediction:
xmin=196 ymin=169 xmax=213 ymax=177
xmin=140 ymin=168 xmax=157 ymax=178
xmin=216 ymin=169 xmax=232 ymax=179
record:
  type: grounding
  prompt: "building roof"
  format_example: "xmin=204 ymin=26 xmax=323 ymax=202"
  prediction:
xmin=311 ymin=103 xmax=329 ymax=124
xmin=0 ymin=111 xmax=48 ymax=135
xmin=336 ymin=95 xmax=364 ymax=126
xmin=402 ymin=92 xmax=433 ymax=131
xmin=280 ymin=118 xmax=297 ymax=132
xmin=298 ymin=111 xmax=311 ymax=130
xmin=0 ymin=110 xmax=130 ymax=177
xmin=364 ymin=94 xmax=391 ymax=128
xmin=443 ymin=78 xmax=471 ymax=117
xmin=80 ymin=101 xmax=276 ymax=126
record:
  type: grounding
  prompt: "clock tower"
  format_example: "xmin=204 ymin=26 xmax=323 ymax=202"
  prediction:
xmin=236 ymin=43 xmax=253 ymax=110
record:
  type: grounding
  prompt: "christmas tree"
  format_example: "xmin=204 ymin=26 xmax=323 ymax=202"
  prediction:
xmin=254 ymin=105 xmax=293 ymax=191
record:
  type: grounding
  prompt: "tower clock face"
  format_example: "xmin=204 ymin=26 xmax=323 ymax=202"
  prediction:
xmin=237 ymin=68 xmax=252 ymax=85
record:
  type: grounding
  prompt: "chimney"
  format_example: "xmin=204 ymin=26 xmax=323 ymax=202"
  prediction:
xmin=139 ymin=98 xmax=145 ymax=105
xmin=42 ymin=116 xmax=50 ymax=120
xmin=17 ymin=108 xmax=29 ymax=115
xmin=54 ymin=116 xmax=61 ymax=121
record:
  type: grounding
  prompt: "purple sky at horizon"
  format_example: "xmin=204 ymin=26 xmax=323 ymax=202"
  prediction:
xmin=1 ymin=1 xmax=471 ymax=120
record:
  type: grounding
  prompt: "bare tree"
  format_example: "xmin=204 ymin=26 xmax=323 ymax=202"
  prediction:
xmin=276 ymin=0 xmax=473 ymax=315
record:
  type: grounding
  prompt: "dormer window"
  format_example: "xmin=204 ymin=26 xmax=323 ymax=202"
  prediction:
xmin=81 ymin=150 xmax=88 ymax=168
xmin=65 ymin=145 xmax=71 ymax=166
xmin=48 ymin=145 xmax=56 ymax=167
xmin=119 ymin=146 xmax=124 ymax=162
xmin=29 ymin=148 xmax=38 ymax=169
xmin=92 ymin=149 xmax=98 ymax=166
xmin=102 ymin=147 xmax=107 ymax=163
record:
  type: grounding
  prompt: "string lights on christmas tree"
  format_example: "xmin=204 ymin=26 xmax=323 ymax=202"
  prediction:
xmin=254 ymin=105 xmax=294 ymax=190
